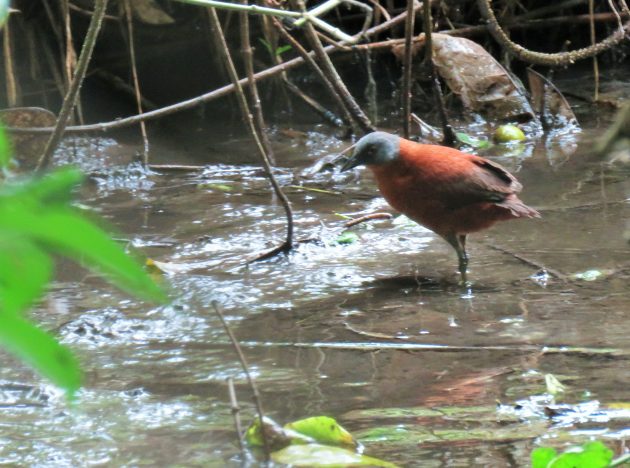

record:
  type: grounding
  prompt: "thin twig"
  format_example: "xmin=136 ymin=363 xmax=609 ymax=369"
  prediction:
xmin=292 ymin=0 xmax=375 ymax=134
xmin=484 ymin=243 xmax=568 ymax=282
xmin=62 ymin=0 xmax=84 ymax=124
xmin=240 ymin=0 xmax=275 ymax=163
xmin=422 ymin=1 xmax=455 ymax=145
xmin=212 ymin=301 xmax=270 ymax=461
xmin=2 ymin=13 xmax=18 ymax=107
xmin=124 ymin=0 xmax=150 ymax=165
xmin=402 ymin=0 xmax=416 ymax=138
xmin=208 ymin=7 xmax=293 ymax=255
xmin=271 ymin=17 xmax=352 ymax=128
xmin=589 ymin=0 xmax=599 ymax=102
xmin=36 ymin=0 xmax=109 ymax=170
xmin=283 ymin=78 xmax=345 ymax=127
xmin=11 ymin=5 xmax=416 ymax=135
xmin=344 ymin=212 xmax=393 ymax=228
xmin=227 ymin=377 xmax=246 ymax=459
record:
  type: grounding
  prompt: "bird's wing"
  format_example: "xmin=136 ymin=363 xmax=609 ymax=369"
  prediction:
xmin=439 ymin=155 xmax=523 ymax=207
xmin=469 ymin=156 xmax=522 ymax=193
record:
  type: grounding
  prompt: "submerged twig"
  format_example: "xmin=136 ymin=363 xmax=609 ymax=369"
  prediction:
xmin=227 ymin=377 xmax=246 ymax=459
xmin=36 ymin=0 xmax=109 ymax=170
xmin=485 ymin=243 xmax=568 ymax=282
xmin=401 ymin=0 xmax=416 ymax=138
xmin=212 ymin=301 xmax=270 ymax=461
xmin=344 ymin=212 xmax=393 ymax=228
xmin=208 ymin=7 xmax=294 ymax=256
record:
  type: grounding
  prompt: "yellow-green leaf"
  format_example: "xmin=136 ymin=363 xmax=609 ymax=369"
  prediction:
xmin=271 ymin=444 xmax=398 ymax=467
xmin=284 ymin=416 xmax=355 ymax=447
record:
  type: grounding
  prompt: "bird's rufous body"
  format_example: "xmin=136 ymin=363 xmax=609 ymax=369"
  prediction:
xmin=370 ymin=138 xmax=537 ymax=238
xmin=341 ymin=131 xmax=539 ymax=283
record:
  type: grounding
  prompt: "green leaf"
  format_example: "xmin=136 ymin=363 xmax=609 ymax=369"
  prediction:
xmin=284 ymin=416 xmax=355 ymax=447
xmin=275 ymin=44 xmax=292 ymax=56
xmin=0 ymin=166 xmax=84 ymax=205
xmin=0 ymin=236 xmax=52 ymax=315
xmin=258 ymin=38 xmax=273 ymax=54
xmin=271 ymin=444 xmax=398 ymax=467
xmin=493 ymin=124 xmax=526 ymax=143
xmin=532 ymin=441 xmax=614 ymax=468
xmin=455 ymin=132 xmax=492 ymax=149
xmin=245 ymin=416 xmax=314 ymax=450
xmin=0 ymin=205 xmax=166 ymax=303
xmin=531 ymin=447 xmax=557 ymax=468
xmin=0 ymin=314 xmax=81 ymax=399
xmin=335 ymin=232 xmax=359 ymax=245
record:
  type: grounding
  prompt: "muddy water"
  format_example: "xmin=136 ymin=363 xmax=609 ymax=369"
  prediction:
xmin=1 ymin=103 xmax=630 ymax=466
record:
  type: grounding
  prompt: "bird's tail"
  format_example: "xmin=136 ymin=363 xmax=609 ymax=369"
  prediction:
xmin=497 ymin=195 xmax=540 ymax=218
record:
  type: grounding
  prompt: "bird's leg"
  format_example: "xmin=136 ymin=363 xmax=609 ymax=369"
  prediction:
xmin=445 ymin=233 xmax=469 ymax=284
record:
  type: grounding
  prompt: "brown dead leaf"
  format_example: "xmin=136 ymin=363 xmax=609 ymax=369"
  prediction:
xmin=129 ymin=0 xmax=175 ymax=25
xmin=394 ymin=34 xmax=536 ymax=122
xmin=0 ymin=107 xmax=56 ymax=169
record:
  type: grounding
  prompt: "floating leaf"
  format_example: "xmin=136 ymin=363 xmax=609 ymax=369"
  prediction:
xmin=284 ymin=416 xmax=355 ymax=447
xmin=271 ymin=444 xmax=398 ymax=467
xmin=572 ymin=269 xmax=604 ymax=281
xmin=0 ymin=314 xmax=81 ymax=399
xmin=494 ymin=125 xmax=526 ymax=143
xmin=456 ymin=132 xmax=492 ymax=149
xmin=199 ymin=183 xmax=233 ymax=192
xmin=544 ymin=374 xmax=566 ymax=395
xmin=335 ymin=231 xmax=359 ymax=245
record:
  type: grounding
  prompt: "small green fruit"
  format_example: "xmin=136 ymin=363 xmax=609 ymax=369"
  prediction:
xmin=494 ymin=124 xmax=526 ymax=143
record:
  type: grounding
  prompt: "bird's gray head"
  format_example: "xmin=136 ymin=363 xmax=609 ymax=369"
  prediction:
xmin=340 ymin=132 xmax=401 ymax=171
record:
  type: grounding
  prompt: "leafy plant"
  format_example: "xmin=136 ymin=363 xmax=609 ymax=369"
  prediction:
xmin=0 ymin=129 xmax=166 ymax=399
xmin=531 ymin=441 xmax=615 ymax=468
xmin=258 ymin=38 xmax=292 ymax=57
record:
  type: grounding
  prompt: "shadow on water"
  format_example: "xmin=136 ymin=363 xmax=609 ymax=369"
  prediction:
xmin=2 ymin=88 xmax=630 ymax=465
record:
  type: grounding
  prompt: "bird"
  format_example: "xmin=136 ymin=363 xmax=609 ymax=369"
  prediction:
xmin=340 ymin=131 xmax=539 ymax=283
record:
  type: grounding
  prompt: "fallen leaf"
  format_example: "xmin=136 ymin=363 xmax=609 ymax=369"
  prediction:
xmin=527 ymin=68 xmax=579 ymax=128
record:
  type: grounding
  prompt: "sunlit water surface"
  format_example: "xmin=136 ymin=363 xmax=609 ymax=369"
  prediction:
xmin=2 ymin=94 xmax=630 ymax=466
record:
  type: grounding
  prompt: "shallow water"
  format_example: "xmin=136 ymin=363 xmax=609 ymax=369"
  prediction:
xmin=1 ymin=97 xmax=630 ymax=466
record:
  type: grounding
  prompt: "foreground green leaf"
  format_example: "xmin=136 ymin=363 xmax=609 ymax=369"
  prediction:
xmin=0 ymin=236 xmax=52 ymax=315
xmin=0 ymin=205 xmax=166 ymax=303
xmin=0 ymin=314 xmax=81 ymax=399
xmin=271 ymin=444 xmax=398 ymax=467
xmin=531 ymin=441 xmax=614 ymax=468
